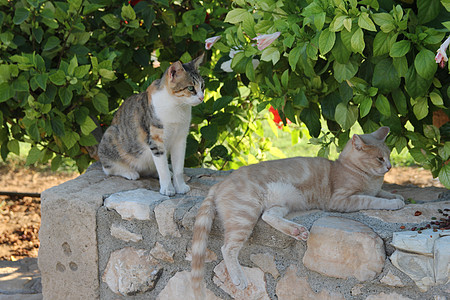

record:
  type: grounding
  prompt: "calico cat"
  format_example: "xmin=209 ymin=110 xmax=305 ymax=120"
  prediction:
xmin=190 ymin=126 xmax=404 ymax=296
xmin=98 ymin=54 xmax=204 ymax=196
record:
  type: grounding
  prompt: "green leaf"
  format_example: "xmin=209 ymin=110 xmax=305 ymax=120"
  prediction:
xmin=67 ymin=55 xmax=78 ymax=76
xmin=439 ymin=142 xmax=450 ymax=161
xmin=43 ymin=36 xmax=60 ymax=51
xmin=438 ymin=164 xmax=450 ymax=189
xmin=61 ymin=130 xmax=79 ymax=149
xmin=225 ymin=8 xmax=251 ymax=24
xmin=121 ymin=4 xmax=136 ymax=20
xmin=213 ymin=96 xmax=233 ymax=112
xmin=13 ymin=7 xmax=30 ymax=24
xmin=26 ymin=146 xmax=42 ymax=165
xmin=79 ymin=134 xmax=98 ymax=146
xmin=49 ymin=70 xmax=66 ymax=85
xmin=393 ymin=56 xmax=408 ymax=77
xmin=80 ymin=116 xmax=97 ymax=135
xmin=358 ymin=12 xmax=376 ymax=31
xmin=372 ymin=13 xmax=395 ymax=32
xmin=289 ymin=46 xmax=302 ymax=71
xmin=375 ymin=94 xmax=391 ymax=116
xmin=413 ymin=97 xmax=429 ymax=120
xmin=210 ymin=145 xmax=228 ymax=159
xmin=200 ymin=123 xmax=218 ymax=147
xmin=333 ymin=59 xmax=358 ymax=83
xmin=319 ymin=28 xmax=336 ymax=55
xmin=417 ymin=0 xmax=441 ymax=24
xmin=430 ymin=92 xmax=444 ymax=106
xmin=74 ymin=65 xmax=90 ymax=78
xmin=359 ymin=96 xmax=372 ymax=118
xmin=7 ymin=140 xmax=20 ymax=155
xmin=34 ymin=73 xmax=48 ymax=91
xmin=281 ymin=70 xmax=289 ymax=88
xmin=161 ymin=9 xmax=176 ymax=26
xmin=389 ymin=40 xmax=410 ymax=57
xmin=300 ymin=106 xmax=321 ymax=138
xmin=99 ymin=68 xmax=116 ymax=80
xmin=93 ymin=93 xmax=109 ymax=114
xmin=392 ymin=88 xmax=407 ymax=116
xmin=51 ymin=155 xmax=62 ymax=171
xmin=373 ymin=31 xmax=396 ymax=57
xmin=0 ymin=82 xmax=13 ymax=102
xmin=372 ymin=58 xmax=400 ymax=93
xmin=101 ymin=14 xmax=120 ymax=29
xmin=51 ymin=116 xmax=65 ymax=136
xmin=414 ymin=49 xmax=437 ymax=80
xmin=335 ymin=103 xmax=358 ymax=130
xmin=58 ymin=87 xmax=73 ymax=106
xmin=261 ymin=47 xmax=280 ymax=65
xmin=332 ymin=33 xmax=351 ymax=63
xmin=351 ymin=27 xmax=365 ymax=53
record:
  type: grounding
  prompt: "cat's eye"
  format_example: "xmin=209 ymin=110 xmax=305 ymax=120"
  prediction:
xmin=187 ymin=86 xmax=195 ymax=92
xmin=377 ymin=157 xmax=384 ymax=162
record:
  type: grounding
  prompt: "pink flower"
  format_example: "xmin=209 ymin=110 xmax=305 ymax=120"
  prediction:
xmin=435 ymin=35 xmax=450 ymax=69
xmin=252 ymin=32 xmax=281 ymax=51
xmin=205 ymin=36 xmax=221 ymax=50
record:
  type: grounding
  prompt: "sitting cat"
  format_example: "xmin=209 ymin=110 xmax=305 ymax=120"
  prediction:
xmin=190 ymin=126 xmax=404 ymax=297
xmin=98 ymin=54 xmax=204 ymax=196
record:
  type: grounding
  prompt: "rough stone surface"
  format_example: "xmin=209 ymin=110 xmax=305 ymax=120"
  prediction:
xmin=276 ymin=265 xmax=345 ymax=300
xmin=303 ymin=216 xmax=385 ymax=281
xmin=150 ymin=242 xmax=174 ymax=263
xmin=380 ymin=270 xmax=405 ymax=287
xmin=250 ymin=253 xmax=279 ymax=279
xmin=110 ymin=223 xmax=142 ymax=242
xmin=435 ymin=236 xmax=450 ymax=285
xmin=390 ymin=250 xmax=434 ymax=291
xmin=365 ymin=292 xmax=413 ymax=300
xmin=156 ymin=271 xmax=220 ymax=300
xmin=154 ymin=199 xmax=181 ymax=237
xmin=391 ymin=229 xmax=445 ymax=255
xmin=102 ymin=247 xmax=162 ymax=296
xmin=104 ymin=188 xmax=168 ymax=221
xmin=213 ymin=260 xmax=270 ymax=300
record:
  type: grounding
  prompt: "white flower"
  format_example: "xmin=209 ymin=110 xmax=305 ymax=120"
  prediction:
xmin=252 ymin=32 xmax=281 ymax=51
xmin=435 ymin=35 xmax=450 ymax=68
xmin=205 ymin=36 xmax=221 ymax=50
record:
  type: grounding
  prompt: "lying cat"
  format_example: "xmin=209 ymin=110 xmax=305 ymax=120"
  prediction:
xmin=190 ymin=126 xmax=404 ymax=296
xmin=98 ymin=54 xmax=204 ymax=196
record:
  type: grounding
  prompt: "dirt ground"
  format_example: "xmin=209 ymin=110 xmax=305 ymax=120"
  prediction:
xmin=0 ymin=163 xmax=446 ymax=261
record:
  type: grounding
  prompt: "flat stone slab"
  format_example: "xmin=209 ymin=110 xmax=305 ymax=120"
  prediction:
xmin=0 ymin=258 xmax=41 ymax=295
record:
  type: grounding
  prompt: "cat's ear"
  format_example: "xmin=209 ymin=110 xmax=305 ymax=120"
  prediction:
xmin=169 ymin=61 xmax=185 ymax=81
xmin=371 ymin=126 xmax=390 ymax=141
xmin=352 ymin=134 xmax=366 ymax=151
xmin=192 ymin=53 xmax=205 ymax=69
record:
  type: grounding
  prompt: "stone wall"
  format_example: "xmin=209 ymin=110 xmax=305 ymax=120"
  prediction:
xmin=39 ymin=162 xmax=450 ymax=299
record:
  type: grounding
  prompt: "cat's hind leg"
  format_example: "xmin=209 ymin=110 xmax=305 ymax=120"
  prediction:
xmin=220 ymin=199 xmax=262 ymax=290
xmin=261 ymin=206 xmax=309 ymax=241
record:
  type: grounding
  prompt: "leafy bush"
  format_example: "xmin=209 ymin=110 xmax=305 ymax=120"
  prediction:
xmin=212 ymin=0 xmax=450 ymax=187
xmin=0 ymin=0 xmax=449 ymax=188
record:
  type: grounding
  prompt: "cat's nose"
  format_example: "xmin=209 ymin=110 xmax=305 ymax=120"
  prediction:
xmin=386 ymin=163 xmax=391 ymax=171
xmin=198 ymin=94 xmax=204 ymax=102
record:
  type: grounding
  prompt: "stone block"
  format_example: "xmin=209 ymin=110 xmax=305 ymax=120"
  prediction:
xmin=366 ymin=292 xmax=412 ymax=300
xmin=110 ymin=223 xmax=142 ymax=242
xmin=390 ymin=250 xmax=434 ymax=291
xmin=434 ymin=236 xmax=450 ymax=285
xmin=102 ymin=247 xmax=162 ymax=296
xmin=213 ymin=260 xmax=269 ymax=300
xmin=302 ymin=216 xmax=385 ymax=281
xmin=156 ymin=271 xmax=220 ymax=300
xmin=104 ymin=188 xmax=168 ymax=221
xmin=154 ymin=199 xmax=181 ymax=237
xmin=250 ymin=253 xmax=279 ymax=279
xmin=391 ymin=229 xmax=442 ymax=255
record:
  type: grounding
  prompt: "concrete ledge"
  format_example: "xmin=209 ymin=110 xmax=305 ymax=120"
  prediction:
xmin=38 ymin=162 xmax=450 ymax=299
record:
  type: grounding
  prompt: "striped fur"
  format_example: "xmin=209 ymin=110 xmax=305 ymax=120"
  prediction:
xmin=191 ymin=127 xmax=405 ymax=296
xmin=98 ymin=54 xmax=204 ymax=196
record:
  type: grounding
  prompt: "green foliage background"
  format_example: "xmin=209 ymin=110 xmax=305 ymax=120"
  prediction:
xmin=0 ymin=0 xmax=449 ymax=187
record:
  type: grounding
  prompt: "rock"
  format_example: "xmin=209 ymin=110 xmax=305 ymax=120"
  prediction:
xmin=362 ymin=201 xmax=450 ymax=223
xmin=365 ymin=292 xmax=412 ymax=300
xmin=185 ymin=248 xmax=218 ymax=263
xmin=212 ymin=260 xmax=270 ymax=300
xmin=350 ymin=284 xmax=363 ymax=296
xmin=302 ymin=216 xmax=385 ymax=281
xmin=391 ymin=229 xmax=443 ymax=255
xmin=110 ymin=223 xmax=142 ymax=242
xmin=250 ymin=253 xmax=279 ymax=279
xmin=390 ymin=250 xmax=434 ymax=291
xmin=154 ymin=199 xmax=181 ymax=237
xmin=156 ymin=271 xmax=220 ymax=300
xmin=102 ymin=247 xmax=162 ymax=296
xmin=0 ymin=258 xmax=41 ymax=295
xmin=380 ymin=270 xmax=404 ymax=287
xmin=434 ymin=236 xmax=450 ymax=285
xmin=150 ymin=242 xmax=174 ymax=263
xmin=104 ymin=188 xmax=168 ymax=221
xmin=276 ymin=265 xmax=345 ymax=300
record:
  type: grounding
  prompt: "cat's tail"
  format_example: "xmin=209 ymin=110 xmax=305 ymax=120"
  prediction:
xmin=191 ymin=185 xmax=217 ymax=299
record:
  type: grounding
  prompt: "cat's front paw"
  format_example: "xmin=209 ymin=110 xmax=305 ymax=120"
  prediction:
xmin=393 ymin=193 xmax=405 ymax=201
xmin=175 ymin=182 xmax=190 ymax=194
xmin=121 ymin=171 xmax=140 ymax=180
xmin=159 ymin=184 xmax=176 ymax=196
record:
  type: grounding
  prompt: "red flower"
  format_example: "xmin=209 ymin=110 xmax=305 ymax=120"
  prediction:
xmin=128 ymin=0 xmax=143 ymax=6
